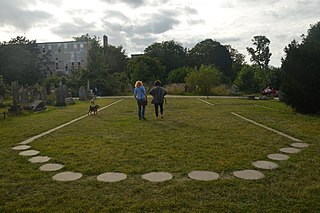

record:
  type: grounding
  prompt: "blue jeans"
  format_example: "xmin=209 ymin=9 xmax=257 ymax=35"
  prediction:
xmin=137 ymin=100 xmax=146 ymax=118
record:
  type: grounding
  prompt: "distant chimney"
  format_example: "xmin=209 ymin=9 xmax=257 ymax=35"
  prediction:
xmin=103 ymin=35 xmax=108 ymax=47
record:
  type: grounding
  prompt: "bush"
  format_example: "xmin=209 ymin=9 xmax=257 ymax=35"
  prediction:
xmin=281 ymin=21 xmax=320 ymax=114
xmin=210 ymin=85 xmax=230 ymax=96
xmin=164 ymin=83 xmax=186 ymax=95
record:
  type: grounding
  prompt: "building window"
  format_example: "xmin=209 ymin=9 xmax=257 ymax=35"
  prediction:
xmin=58 ymin=48 xmax=61 ymax=53
xmin=80 ymin=43 xmax=84 ymax=48
xmin=78 ymin=62 xmax=81 ymax=66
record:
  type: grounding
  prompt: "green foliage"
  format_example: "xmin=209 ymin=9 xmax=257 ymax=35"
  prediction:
xmin=233 ymin=65 xmax=261 ymax=93
xmin=247 ymin=35 xmax=272 ymax=69
xmin=0 ymin=36 xmax=45 ymax=85
xmin=144 ymin=40 xmax=187 ymax=78
xmin=103 ymin=45 xmax=128 ymax=74
xmin=168 ymin=67 xmax=195 ymax=83
xmin=281 ymin=22 xmax=320 ymax=114
xmin=185 ymin=65 xmax=222 ymax=95
xmin=126 ymin=55 xmax=165 ymax=86
xmin=0 ymin=75 xmax=6 ymax=97
xmin=226 ymin=45 xmax=246 ymax=81
xmin=188 ymin=39 xmax=233 ymax=79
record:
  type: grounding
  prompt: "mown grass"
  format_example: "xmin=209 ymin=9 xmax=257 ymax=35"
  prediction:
xmin=1 ymin=97 xmax=320 ymax=212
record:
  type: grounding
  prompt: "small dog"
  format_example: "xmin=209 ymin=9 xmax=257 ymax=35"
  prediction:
xmin=88 ymin=104 xmax=99 ymax=115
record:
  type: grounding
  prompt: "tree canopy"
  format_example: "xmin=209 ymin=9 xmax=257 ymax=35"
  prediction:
xmin=247 ymin=35 xmax=272 ymax=69
xmin=281 ymin=22 xmax=320 ymax=114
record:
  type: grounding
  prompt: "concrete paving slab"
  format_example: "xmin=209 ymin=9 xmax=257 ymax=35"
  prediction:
xmin=12 ymin=145 xmax=31 ymax=150
xmin=188 ymin=170 xmax=219 ymax=181
xmin=142 ymin=172 xmax=173 ymax=182
xmin=19 ymin=150 xmax=39 ymax=156
xmin=39 ymin=163 xmax=64 ymax=171
xmin=52 ymin=171 xmax=82 ymax=181
xmin=97 ymin=172 xmax=127 ymax=182
xmin=291 ymin=142 xmax=309 ymax=148
xmin=29 ymin=156 xmax=51 ymax=163
xmin=267 ymin=153 xmax=290 ymax=161
xmin=280 ymin=147 xmax=301 ymax=154
xmin=252 ymin=161 xmax=278 ymax=170
xmin=233 ymin=170 xmax=265 ymax=180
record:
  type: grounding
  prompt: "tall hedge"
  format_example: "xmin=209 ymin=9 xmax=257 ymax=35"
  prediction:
xmin=281 ymin=22 xmax=320 ymax=114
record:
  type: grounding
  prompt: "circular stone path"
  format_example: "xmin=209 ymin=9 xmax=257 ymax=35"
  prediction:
xmin=12 ymin=145 xmax=31 ymax=150
xmin=252 ymin=161 xmax=278 ymax=170
xmin=188 ymin=171 xmax=219 ymax=181
xmin=291 ymin=142 xmax=309 ymax=148
xmin=97 ymin=172 xmax=127 ymax=182
xmin=52 ymin=171 xmax=82 ymax=181
xmin=142 ymin=172 xmax=173 ymax=182
xmin=19 ymin=150 xmax=39 ymax=156
xmin=267 ymin=153 xmax=290 ymax=161
xmin=280 ymin=147 xmax=301 ymax=154
xmin=233 ymin=170 xmax=265 ymax=180
xmin=29 ymin=156 xmax=51 ymax=163
xmin=39 ymin=163 xmax=64 ymax=171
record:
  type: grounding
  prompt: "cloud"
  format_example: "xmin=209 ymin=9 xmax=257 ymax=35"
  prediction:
xmin=99 ymin=0 xmax=170 ymax=8
xmin=51 ymin=18 xmax=98 ymax=39
xmin=0 ymin=0 xmax=52 ymax=31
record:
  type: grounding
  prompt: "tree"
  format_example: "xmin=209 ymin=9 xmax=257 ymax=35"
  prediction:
xmin=168 ymin=67 xmax=194 ymax=83
xmin=185 ymin=65 xmax=222 ymax=95
xmin=281 ymin=22 xmax=320 ymax=113
xmin=188 ymin=39 xmax=233 ymax=79
xmin=247 ymin=35 xmax=272 ymax=69
xmin=225 ymin=45 xmax=246 ymax=81
xmin=233 ymin=65 xmax=261 ymax=94
xmin=0 ymin=36 xmax=45 ymax=85
xmin=103 ymin=45 xmax=128 ymax=74
xmin=144 ymin=40 xmax=187 ymax=80
xmin=126 ymin=55 xmax=165 ymax=87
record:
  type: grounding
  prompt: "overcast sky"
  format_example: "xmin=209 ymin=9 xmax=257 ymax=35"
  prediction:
xmin=0 ymin=0 xmax=319 ymax=67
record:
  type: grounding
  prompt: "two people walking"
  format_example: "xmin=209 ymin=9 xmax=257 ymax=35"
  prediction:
xmin=134 ymin=80 xmax=167 ymax=120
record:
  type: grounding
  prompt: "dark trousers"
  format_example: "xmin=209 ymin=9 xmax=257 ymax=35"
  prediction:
xmin=138 ymin=103 xmax=146 ymax=118
xmin=154 ymin=103 xmax=163 ymax=117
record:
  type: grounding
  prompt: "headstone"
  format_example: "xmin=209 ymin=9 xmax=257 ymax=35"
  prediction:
xmin=56 ymin=85 xmax=66 ymax=106
xmin=19 ymin=86 xmax=29 ymax=107
xmin=30 ymin=100 xmax=46 ymax=111
xmin=78 ymin=86 xmax=87 ymax=101
xmin=65 ymin=97 xmax=75 ymax=105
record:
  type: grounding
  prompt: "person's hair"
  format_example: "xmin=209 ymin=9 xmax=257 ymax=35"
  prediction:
xmin=154 ymin=80 xmax=161 ymax=86
xmin=135 ymin=81 xmax=143 ymax=88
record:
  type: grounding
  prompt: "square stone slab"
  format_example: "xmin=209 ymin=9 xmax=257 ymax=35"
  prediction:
xmin=52 ymin=171 xmax=82 ymax=181
xmin=97 ymin=172 xmax=127 ymax=182
xmin=142 ymin=172 xmax=173 ymax=182
xmin=188 ymin=171 xmax=219 ymax=181
xmin=233 ymin=170 xmax=265 ymax=180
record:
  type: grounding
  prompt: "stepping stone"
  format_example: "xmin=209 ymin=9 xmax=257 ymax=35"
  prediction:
xmin=267 ymin=153 xmax=290 ymax=161
xmin=280 ymin=147 xmax=301 ymax=154
xmin=97 ymin=172 xmax=127 ymax=182
xmin=188 ymin=170 xmax=219 ymax=181
xmin=233 ymin=170 xmax=264 ymax=180
xmin=29 ymin=156 xmax=51 ymax=163
xmin=39 ymin=163 xmax=64 ymax=171
xmin=291 ymin=142 xmax=309 ymax=148
xmin=252 ymin=161 xmax=278 ymax=170
xmin=19 ymin=150 xmax=39 ymax=156
xmin=12 ymin=145 xmax=31 ymax=150
xmin=52 ymin=171 xmax=82 ymax=182
xmin=142 ymin=172 xmax=173 ymax=182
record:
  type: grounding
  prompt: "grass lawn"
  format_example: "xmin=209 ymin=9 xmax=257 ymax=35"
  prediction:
xmin=1 ymin=97 xmax=320 ymax=212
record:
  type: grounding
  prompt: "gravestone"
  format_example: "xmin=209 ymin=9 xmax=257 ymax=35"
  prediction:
xmin=19 ymin=86 xmax=29 ymax=108
xmin=30 ymin=100 xmax=46 ymax=111
xmin=9 ymin=81 xmax=21 ymax=113
xmin=78 ymin=86 xmax=87 ymax=101
xmin=65 ymin=97 xmax=75 ymax=105
xmin=56 ymin=85 xmax=67 ymax=106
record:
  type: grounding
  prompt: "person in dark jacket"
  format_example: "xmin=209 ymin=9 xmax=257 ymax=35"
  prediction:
xmin=149 ymin=80 xmax=167 ymax=119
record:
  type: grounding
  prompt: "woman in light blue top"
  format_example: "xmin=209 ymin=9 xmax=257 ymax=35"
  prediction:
xmin=133 ymin=81 xmax=147 ymax=120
